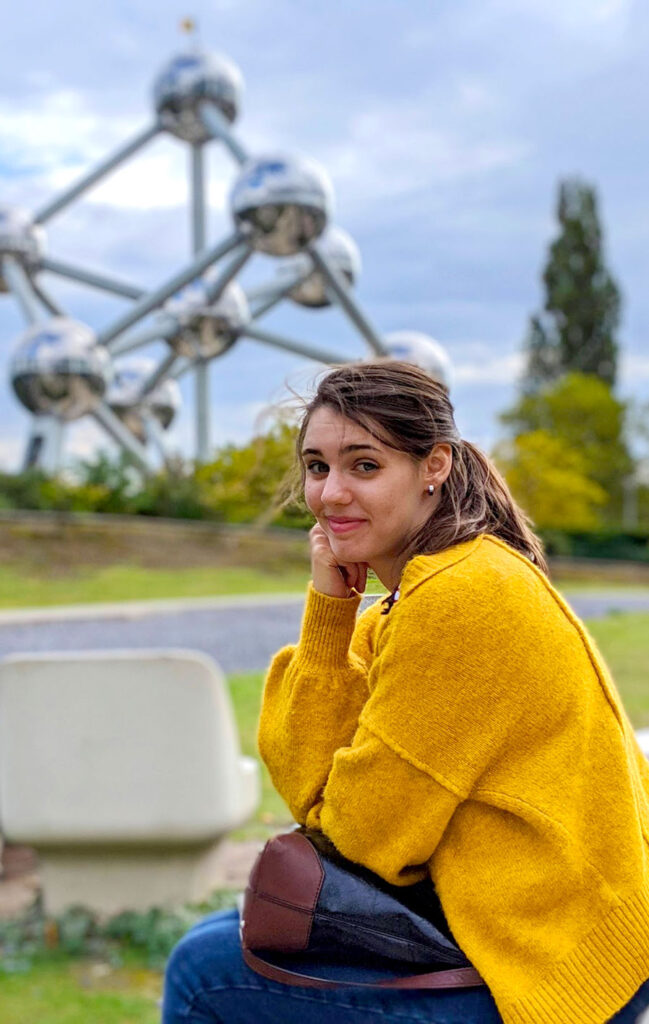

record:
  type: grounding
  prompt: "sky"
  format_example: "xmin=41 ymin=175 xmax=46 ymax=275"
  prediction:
xmin=1 ymin=0 xmax=648 ymax=470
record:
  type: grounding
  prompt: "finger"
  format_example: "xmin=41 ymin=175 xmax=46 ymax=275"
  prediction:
xmin=339 ymin=562 xmax=361 ymax=592
xmin=357 ymin=564 xmax=368 ymax=593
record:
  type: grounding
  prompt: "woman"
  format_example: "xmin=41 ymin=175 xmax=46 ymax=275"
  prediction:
xmin=162 ymin=362 xmax=649 ymax=1024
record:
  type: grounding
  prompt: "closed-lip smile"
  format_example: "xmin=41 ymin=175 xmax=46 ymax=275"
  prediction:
xmin=326 ymin=516 xmax=366 ymax=534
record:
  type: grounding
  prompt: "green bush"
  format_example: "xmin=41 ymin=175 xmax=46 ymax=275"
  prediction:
xmin=540 ymin=529 xmax=649 ymax=562
xmin=0 ymin=891 xmax=238 ymax=974
xmin=0 ymin=422 xmax=311 ymax=528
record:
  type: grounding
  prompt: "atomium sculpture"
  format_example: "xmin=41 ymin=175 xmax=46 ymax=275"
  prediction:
xmin=107 ymin=356 xmax=181 ymax=459
xmin=383 ymin=331 xmax=453 ymax=390
xmin=1 ymin=26 xmax=452 ymax=475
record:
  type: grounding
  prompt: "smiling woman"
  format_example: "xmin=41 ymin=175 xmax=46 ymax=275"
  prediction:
xmin=162 ymin=362 xmax=649 ymax=1024
xmin=301 ymin=406 xmax=454 ymax=594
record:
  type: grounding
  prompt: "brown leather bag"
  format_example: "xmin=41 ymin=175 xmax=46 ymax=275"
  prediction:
xmin=240 ymin=828 xmax=484 ymax=990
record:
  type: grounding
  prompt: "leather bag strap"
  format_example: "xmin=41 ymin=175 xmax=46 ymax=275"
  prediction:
xmin=242 ymin=947 xmax=485 ymax=990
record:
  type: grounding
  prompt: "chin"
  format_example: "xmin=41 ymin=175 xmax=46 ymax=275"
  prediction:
xmin=330 ymin=537 xmax=367 ymax=561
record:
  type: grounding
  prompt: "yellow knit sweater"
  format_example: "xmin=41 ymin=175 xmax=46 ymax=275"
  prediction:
xmin=258 ymin=534 xmax=649 ymax=1023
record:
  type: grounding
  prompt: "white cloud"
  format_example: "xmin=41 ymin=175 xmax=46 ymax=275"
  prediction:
xmin=0 ymin=89 xmax=231 ymax=213
xmin=322 ymin=103 xmax=529 ymax=209
xmin=0 ymin=435 xmax=23 ymax=472
xmin=492 ymin=0 xmax=632 ymax=31
xmin=454 ymin=352 xmax=525 ymax=385
xmin=621 ymin=354 xmax=649 ymax=383
xmin=0 ymin=89 xmax=139 ymax=179
xmin=64 ymin=417 xmax=111 ymax=462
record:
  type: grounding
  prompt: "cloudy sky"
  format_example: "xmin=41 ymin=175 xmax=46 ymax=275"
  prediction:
xmin=1 ymin=0 xmax=648 ymax=469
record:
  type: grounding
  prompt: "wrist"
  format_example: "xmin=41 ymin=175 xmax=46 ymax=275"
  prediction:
xmin=311 ymin=566 xmax=350 ymax=599
xmin=298 ymin=583 xmax=363 ymax=664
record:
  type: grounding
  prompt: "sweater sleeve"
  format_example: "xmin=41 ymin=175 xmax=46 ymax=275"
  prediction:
xmin=257 ymin=584 xmax=380 ymax=825
xmin=302 ymin=574 xmax=531 ymax=885
xmin=305 ymin=723 xmax=461 ymax=886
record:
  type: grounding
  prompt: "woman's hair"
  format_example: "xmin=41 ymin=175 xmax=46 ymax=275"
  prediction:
xmin=294 ymin=361 xmax=548 ymax=575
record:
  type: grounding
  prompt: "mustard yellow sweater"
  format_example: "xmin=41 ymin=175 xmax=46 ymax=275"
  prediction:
xmin=258 ymin=534 xmax=649 ymax=1023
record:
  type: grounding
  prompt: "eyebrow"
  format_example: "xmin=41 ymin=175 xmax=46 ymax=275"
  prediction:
xmin=301 ymin=444 xmax=382 ymax=457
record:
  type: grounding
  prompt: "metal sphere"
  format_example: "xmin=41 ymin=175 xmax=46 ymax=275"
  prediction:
xmin=279 ymin=225 xmax=361 ymax=308
xmin=11 ymin=317 xmax=111 ymax=421
xmin=153 ymin=50 xmax=244 ymax=144
xmin=166 ymin=278 xmax=249 ymax=359
xmin=0 ymin=205 xmax=45 ymax=293
xmin=230 ymin=154 xmax=333 ymax=256
xmin=383 ymin=331 xmax=453 ymax=389
xmin=108 ymin=358 xmax=181 ymax=441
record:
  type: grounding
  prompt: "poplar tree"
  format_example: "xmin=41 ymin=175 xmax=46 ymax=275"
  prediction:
xmin=522 ymin=179 xmax=621 ymax=390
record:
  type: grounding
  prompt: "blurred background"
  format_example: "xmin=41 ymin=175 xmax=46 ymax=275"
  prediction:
xmin=1 ymin=2 xmax=649 ymax=1021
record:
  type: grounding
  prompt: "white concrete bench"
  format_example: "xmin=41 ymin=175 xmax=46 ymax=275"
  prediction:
xmin=636 ymin=730 xmax=649 ymax=758
xmin=0 ymin=649 xmax=260 ymax=914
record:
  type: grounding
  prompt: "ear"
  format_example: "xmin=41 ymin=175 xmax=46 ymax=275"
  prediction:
xmin=421 ymin=443 xmax=453 ymax=489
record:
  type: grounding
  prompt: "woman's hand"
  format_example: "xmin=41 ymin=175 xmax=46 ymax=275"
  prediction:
xmin=309 ymin=524 xmax=369 ymax=598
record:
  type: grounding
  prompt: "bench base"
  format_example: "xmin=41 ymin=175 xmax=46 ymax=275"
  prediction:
xmin=36 ymin=840 xmax=232 ymax=915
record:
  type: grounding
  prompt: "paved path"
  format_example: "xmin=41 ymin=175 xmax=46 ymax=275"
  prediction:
xmin=0 ymin=590 xmax=647 ymax=675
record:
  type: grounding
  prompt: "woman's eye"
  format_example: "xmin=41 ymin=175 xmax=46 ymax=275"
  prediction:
xmin=306 ymin=461 xmax=328 ymax=474
xmin=356 ymin=461 xmax=379 ymax=473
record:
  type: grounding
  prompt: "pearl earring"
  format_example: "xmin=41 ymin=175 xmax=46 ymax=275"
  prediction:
xmin=427 ymin=484 xmax=435 ymax=496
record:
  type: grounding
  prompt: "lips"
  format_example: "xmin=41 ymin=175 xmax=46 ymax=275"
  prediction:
xmin=326 ymin=517 xmax=366 ymax=535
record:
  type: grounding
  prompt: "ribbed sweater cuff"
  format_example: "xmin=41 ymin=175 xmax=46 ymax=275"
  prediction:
xmin=504 ymin=889 xmax=649 ymax=1024
xmin=297 ymin=583 xmax=362 ymax=666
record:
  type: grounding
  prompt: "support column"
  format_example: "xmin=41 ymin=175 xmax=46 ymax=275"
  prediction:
xmin=23 ymin=416 xmax=64 ymax=474
xmin=191 ymin=143 xmax=211 ymax=463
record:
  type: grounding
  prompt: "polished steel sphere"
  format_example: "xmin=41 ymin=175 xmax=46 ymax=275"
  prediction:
xmin=0 ymin=205 xmax=45 ymax=292
xmin=383 ymin=331 xmax=452 ymax=389
xmin=153 ymin=49 xmax=244 ymax=144
xmin=279 ymin=225 xmax=361 ymax=308
xmin=166 ymin=277 xmax=249 ymax=359
xmin=230 ymin=154 xmax=332 ymax=256
xmin=11 ymin=318 xmax=111 ymax=421
xmin=150 ymin=376 xmax=182 ymax=430
xmin=108 ymin=357 xmax=181 ymax=441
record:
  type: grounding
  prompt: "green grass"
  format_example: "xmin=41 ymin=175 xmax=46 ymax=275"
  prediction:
xmin=0 ymin=564 xmax=312 ymax=608
xmin=227 ymin=670 xmax=293 ymax=834
xmin=0 ymin=564 xmax=389 ymax=609
xmin=585 ymin=612 xmax=649 ymax=728
xmin=1 ymin=951 xmax=161 ymax=1024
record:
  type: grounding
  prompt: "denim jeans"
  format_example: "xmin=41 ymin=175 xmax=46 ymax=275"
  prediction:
xmin=161 ymin=908 xmax=649 ymax=1023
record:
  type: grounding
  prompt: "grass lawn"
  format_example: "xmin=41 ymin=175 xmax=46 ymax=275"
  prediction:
xmin=586 ymin=612 xmax=649 ymax=728
xmin=1 ymin=951 xmax=161 ymax=1024
xmin=0 ymin=563 xmax=313 ymax=609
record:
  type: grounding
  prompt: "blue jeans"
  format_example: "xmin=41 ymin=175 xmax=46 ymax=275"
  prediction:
xmin=162 ymin=908 xmax=649 ymax=1023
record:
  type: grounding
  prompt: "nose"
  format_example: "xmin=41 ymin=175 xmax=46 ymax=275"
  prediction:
xmin=320 ymin=469 xmax=352 ymax=507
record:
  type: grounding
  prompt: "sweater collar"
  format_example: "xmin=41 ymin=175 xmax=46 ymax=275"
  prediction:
xmin=398 ymin=534 xmax=486 ymax=600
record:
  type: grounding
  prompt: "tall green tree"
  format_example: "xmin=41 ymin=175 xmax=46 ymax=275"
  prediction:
xmin=521 ymin=314 xmax=559 ymax=393
xmin=522 ymin=178 xmax=621 ymax=390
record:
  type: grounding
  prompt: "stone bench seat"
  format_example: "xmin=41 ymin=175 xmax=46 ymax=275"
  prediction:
xmin=0 ymin=648 xmax=260 ymax=913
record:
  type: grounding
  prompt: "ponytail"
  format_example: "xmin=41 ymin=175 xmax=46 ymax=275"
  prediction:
xmin=405 ymin=439 xmax=548 ymax=575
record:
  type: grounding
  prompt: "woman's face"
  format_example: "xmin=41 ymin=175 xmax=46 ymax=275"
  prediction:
xmin=301 ymin=406 xmax=443 ymax=578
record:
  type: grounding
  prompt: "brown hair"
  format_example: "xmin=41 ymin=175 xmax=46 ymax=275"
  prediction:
xmin=295 ymin=361 xmax=548 ymax=576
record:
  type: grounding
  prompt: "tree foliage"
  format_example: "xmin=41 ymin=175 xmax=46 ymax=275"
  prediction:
xmin=500 ymin=372 xmax=634 ymax=527
xmin=493 ymin=430 xmax=607 ymax=531
xmin=196 ymin=420 xmax=310 ymax=528
xmin=0 ymin=420 xmax=312 ymax=528
xmin=522 ymin=178 xmax=621 ymax=390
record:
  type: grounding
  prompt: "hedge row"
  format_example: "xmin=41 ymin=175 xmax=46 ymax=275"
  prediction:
xmin=540 ymin=530 xmax=649 ymax=563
